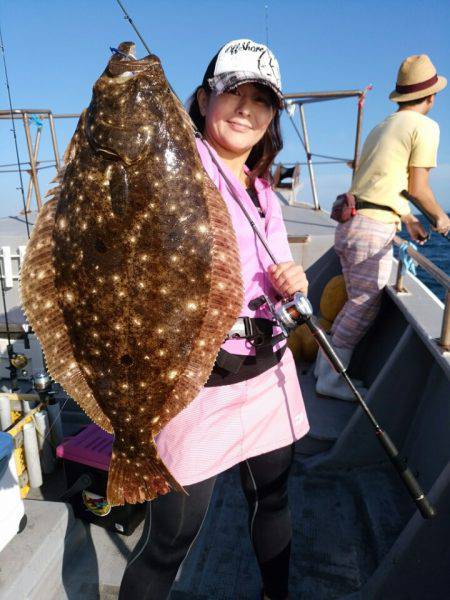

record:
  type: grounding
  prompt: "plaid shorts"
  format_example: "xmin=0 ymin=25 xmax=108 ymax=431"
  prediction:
xmin=331 ymin=214 xmax=396 ymax=348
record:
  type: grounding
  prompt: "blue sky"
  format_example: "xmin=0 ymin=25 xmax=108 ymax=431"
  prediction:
xmin=0 ymin=0 xmax=449 ymax=218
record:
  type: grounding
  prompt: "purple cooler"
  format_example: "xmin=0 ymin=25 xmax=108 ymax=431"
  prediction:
xmin=57 ymin=424 xmax=145 ymax=535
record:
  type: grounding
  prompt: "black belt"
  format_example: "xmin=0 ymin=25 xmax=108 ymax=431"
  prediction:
xmin=205 ymin=317 xmax=286 ymax=386
xmin=355 ymin=199 xmax=400 ymax=217
xmin=205 ymin=345 xmax=287 ymax=387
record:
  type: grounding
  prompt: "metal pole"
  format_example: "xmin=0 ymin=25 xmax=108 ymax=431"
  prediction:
xmin=48 ymin=112 xmax=61 ymax=173
xmin=22 ymin=113 xmax=42 ymax=210
xmin=298 ymin=103 xmax=320 ymax=210
xmin=352 ymin=94 xmax=364 ymax=180
xmin=283 ymin=90 xmax=363 ymax=100
xmin=0 ymin=111 xmax=79 ymax=119
xmin=394 ymin=261 xmax=406 ymax=293
xmin=440 ymin=290 xmax=450 ymax=351
xmin=25 ymin=126 xmax=42 ymax=210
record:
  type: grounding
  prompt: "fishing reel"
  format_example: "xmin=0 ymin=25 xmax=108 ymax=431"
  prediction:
xmin=248 ymin=292 xmax=313 ymax=338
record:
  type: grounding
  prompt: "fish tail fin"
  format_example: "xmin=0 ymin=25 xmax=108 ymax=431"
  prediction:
xmin=107 ymin=440 xmax=185 ymax=506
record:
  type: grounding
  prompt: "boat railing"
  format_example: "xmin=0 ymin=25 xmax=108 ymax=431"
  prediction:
xmin=3 ymin=93 xmax=367 ymax=214
xmin=0 ymin=109 xmax=79 ymax=212
xmin=392 ymin=235 xmax=450 ymax=351
xmin=287 ymin=233 xmax=450 ymax=352
xmin=281 ymin=88 xmax=371 ymax=210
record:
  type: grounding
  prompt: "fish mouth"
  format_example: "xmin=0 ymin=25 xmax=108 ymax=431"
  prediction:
xmin=107 ymin=42 xmax=158 ymax=80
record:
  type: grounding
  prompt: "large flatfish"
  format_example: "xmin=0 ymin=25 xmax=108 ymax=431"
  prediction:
xmin=20 ymin=42 xmax=243 ymax=505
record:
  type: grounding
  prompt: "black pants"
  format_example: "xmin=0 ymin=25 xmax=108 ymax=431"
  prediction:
xmin=119 ymin=443 xmax=295 ymax=600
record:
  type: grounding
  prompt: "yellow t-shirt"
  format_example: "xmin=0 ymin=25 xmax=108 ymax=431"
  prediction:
xmin=350 ymin=110 xmax=440 ymax=225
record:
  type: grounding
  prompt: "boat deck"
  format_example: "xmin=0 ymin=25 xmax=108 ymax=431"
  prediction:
xmin=1 ymin=201 xmax=450 ymax=599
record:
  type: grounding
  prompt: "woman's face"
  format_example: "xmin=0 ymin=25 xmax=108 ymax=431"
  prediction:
xmin=198 ymin=83 xmax=276 ymax=157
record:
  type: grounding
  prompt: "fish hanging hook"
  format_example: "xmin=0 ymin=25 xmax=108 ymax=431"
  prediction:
xmin=109 ymin=46 xmax=136 ymax=60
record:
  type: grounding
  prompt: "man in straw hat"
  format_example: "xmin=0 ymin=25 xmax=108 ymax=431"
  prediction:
xmin=316 ymin=54 xmax=450 ymax=401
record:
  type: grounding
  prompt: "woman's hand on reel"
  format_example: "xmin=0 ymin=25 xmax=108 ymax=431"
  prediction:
xmin=267 ymin=261 xmax=308 ymax=297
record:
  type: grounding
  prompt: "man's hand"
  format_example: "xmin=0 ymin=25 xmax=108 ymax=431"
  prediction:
xmin=409 ymin=167 xmax=449 ymax=236
xmin=267 ymin=261 xmax=308 ymax=297
xmin=402 ymin=214 xmax=429 ymax=245
xmin=434 ymin=214 xmax=450 ymax=236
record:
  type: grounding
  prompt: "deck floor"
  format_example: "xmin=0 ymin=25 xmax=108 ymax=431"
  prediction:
xmin=168 ymin=461 xmax=412 ymax=599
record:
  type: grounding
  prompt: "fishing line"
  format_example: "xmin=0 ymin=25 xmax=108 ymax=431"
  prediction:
xmin=115 ymin=0 xmax=152 ymax=55
xmin=264 ymin=4 xmax=270 ymax=47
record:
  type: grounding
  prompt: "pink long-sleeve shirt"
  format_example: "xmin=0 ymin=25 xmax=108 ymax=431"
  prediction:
xmin=195 ymin=138 xmax=293 ymax=355
xmin=154 ymin=139 xmax=309 ymax=486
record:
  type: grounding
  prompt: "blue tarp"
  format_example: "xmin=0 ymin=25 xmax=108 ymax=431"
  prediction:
xmin=0 ymin=432 xmax=14 ymax=479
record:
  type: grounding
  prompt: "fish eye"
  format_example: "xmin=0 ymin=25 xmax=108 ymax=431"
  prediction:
xmin=94 ymin=238 xmax=108 ymax=253
xmin=120 ymin=355 xmax=134 ymax=367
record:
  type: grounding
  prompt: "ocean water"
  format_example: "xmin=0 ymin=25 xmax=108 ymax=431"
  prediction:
xmin=396 ymin=213 xmax=449 ymax=303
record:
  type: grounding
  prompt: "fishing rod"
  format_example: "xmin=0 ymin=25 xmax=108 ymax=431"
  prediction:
xmin=0 ymin=21 xmax=35 ymax=393
xmin=0 ymin=261 xmax=19 ymax=392
xmin=0 ymin=23 xmax=66 ymax=450
xmin=250 ymin=291 xmax=436 ymax=520
xmin=114 ymin=0 xmax=437 ymax=521
xmin=0 ymin=23 xmax=31 ymax=238
xmin=401 ymin=189 xmax=450 ymax=243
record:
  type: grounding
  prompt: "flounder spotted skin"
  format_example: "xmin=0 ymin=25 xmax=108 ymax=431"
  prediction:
xmin=20 ymin=42 xmax=243 ymax=505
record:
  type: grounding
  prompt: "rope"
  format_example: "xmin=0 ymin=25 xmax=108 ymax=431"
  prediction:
xmin=285 ymin=103 xmax=349 ymax=163
xmin=399 ymin=241 xmax=418 ymax=276
xmin=286 ymin=107 xmax=308 ymax=154
xmin=309 ymin=152 xmax=350 ymax=163
xmin=29 ymin=114 xmax=44 ymax=128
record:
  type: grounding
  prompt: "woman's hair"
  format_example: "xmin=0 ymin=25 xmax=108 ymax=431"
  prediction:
xmin=188 ymin=78 xmax=283 ymax=181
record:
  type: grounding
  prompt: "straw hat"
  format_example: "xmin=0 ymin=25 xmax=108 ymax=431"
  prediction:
xmin=389 ymin=54 xmax=447 ymax=102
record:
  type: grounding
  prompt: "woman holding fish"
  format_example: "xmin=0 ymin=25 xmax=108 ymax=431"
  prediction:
xmin=119 ymin=39 xmax=309 ymax=600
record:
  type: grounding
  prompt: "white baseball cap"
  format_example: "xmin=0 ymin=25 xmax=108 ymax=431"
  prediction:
xmin=203 ymin=39 xmax=283 ymax=107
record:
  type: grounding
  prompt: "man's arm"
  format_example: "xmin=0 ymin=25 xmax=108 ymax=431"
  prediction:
xmin=408 ymin=167 xmax=450 ymax=234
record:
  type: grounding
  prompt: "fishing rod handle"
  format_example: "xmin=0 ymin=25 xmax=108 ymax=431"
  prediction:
xmin=306 ymin=317 xmax=345 ymax=373
xmin=376 ymin=429 xmax=436 ymax=519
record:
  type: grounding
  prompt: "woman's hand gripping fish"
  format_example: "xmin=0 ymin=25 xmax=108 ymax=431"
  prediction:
xmin=20 ymin=42 xmax=243 ymax=506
